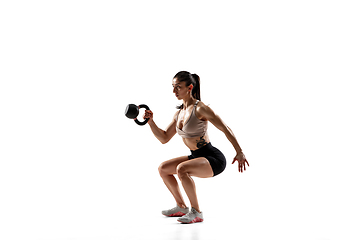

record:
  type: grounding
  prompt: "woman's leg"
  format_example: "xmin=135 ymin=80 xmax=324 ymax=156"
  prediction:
xmin=176 ymin=157 xmax=213 ymax=213
xmin=158 ymin=156 xmax=190 ymax=208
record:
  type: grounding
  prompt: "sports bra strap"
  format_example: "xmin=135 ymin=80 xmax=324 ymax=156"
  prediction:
xmin=194 ymin=100 xmax=199 ymax=107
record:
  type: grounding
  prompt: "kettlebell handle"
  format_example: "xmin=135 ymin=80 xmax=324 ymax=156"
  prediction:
xmin=134 ymin=104 xmax=150 ymax=126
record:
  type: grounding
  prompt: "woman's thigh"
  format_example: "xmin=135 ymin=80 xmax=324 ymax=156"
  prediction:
xmin=158 ymin=156 xmax=190 ymax=175
xmin=177 ymin=157 xmax=214 ymax=178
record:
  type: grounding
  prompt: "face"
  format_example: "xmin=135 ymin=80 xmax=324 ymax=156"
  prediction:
xmin=172 ymin=78 xmax=192 ymax=100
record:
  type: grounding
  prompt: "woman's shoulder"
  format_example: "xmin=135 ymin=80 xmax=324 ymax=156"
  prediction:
xmin=195 ymin=101 xmax=213 ymax=120
xmin=196 ymin=101 xmax=209 ymax=110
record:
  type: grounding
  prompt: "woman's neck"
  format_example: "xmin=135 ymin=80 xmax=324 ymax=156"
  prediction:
xmin=182 ymin=97 xmax=196 ymax=110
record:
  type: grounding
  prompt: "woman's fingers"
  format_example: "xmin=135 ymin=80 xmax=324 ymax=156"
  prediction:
xmin=144 ymin=110 xmax=153 ymax=119
xmin=233 ymin=158 xmax=249 ymax=173
xmin=240 ymin=160 xmax=249 ymax=172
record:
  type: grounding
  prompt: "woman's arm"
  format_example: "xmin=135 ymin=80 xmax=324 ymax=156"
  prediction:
xmin=197 ymin=103 xmax=249 ymax=172
xmin=144 ymin=110 xmax=177 ymax=144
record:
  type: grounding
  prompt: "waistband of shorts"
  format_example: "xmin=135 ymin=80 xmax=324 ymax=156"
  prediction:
xmin=190 ymin=142 xmax=213 ymax=155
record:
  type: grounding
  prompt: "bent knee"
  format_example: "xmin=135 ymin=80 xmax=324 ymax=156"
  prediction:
xmin=158 ymin=162 xmax=172 ymax=177
xmin=158 ymin=163 xmax=166 ymax=176
xmin=176 ymin=164 xmax=188 ymax=179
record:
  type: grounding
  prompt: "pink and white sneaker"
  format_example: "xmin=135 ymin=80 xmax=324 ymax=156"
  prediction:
xmin=177 ymin=207 xmax=204 ymax=224
xmin=162 ymin=205 xmax=189 ymax=217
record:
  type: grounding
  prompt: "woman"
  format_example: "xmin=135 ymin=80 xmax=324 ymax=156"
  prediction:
xmin=144 ymin=71 xmax=249 ymax=224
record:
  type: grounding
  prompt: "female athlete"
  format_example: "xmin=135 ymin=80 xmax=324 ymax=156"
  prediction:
xmin=144 ymin=71 xmax=249 ymax=224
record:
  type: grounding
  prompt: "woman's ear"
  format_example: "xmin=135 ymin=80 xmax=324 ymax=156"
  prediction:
xmin=188 ymin=84 xmax=193 ymax=91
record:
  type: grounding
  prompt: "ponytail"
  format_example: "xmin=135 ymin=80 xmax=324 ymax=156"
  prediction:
xmin=190 ymin=74 xmax=200 ymax=101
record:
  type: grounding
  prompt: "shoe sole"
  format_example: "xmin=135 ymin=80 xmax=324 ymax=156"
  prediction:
xmin=177 ymin=217 xmax=204 ymax=224
xmin=163 ymin=211 xmax=186 ymax=217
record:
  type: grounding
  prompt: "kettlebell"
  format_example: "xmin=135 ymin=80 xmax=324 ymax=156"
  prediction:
xmin=125 ymin=104 xmax=150 ymax=126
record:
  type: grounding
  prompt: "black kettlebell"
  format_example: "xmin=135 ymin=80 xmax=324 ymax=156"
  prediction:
xmin=125 ymin=104 xmax=150 ymax=126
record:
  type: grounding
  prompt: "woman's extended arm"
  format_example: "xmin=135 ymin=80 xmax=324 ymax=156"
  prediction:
xmin=144 ymin=110 xmax=177 ymax=144
xmin=197 ymin=104 xmax=249 ymax=172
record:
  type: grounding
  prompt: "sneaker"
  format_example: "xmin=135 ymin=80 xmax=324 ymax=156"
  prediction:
xmin=177 ymin=207 xmax=204 ymax=224
xmin=162 ymin=205 xmax=189 ymax=217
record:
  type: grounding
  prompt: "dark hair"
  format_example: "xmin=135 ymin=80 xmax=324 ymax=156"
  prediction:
xmin=174 ymin=71 xmax=201 ymax=109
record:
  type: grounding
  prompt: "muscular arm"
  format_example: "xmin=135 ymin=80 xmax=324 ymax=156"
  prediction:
xmin=147 ymin=111 xmax=177 ymax=144
xmin=197 ymin=102 xmax=249 ymax=172
xmin=197 ymin=104 xmax=243 ymax=153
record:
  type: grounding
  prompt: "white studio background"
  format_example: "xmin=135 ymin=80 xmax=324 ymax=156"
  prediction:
xmin=1 ymin=1 xmax=359 ymax=240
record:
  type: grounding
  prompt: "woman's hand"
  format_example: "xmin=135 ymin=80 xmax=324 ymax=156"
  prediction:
xmin=232 ymin=152 xmax=249 ymax=173
xmin=143 ymin=110 xmax=154 ymax=123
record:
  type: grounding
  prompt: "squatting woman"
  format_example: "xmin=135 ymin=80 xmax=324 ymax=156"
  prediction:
xmin=144 ymin=71 xmax=249 ymax=224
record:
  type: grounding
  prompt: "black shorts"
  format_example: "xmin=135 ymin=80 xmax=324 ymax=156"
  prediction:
xmin=188 ymin=142 xmax=226 ymax=176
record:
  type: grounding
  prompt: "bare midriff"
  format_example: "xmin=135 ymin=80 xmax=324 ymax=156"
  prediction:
xmin=182 ymin=132 xmax=210 ymax=151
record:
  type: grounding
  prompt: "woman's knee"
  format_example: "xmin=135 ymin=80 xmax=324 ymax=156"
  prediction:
xmin=176 ymin=164 xmax=188 ymax=180
xmin=158 ymin=162 xmax=167 ymax=176
xmin=158 ymin=161 xmax=174 ymax=177
xmin=159 ymin=156 xmax=189 ymax=177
